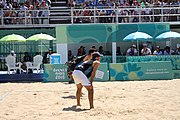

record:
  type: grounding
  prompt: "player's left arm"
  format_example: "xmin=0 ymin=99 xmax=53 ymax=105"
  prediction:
xmin=90 ymin=61 xmax=100 ymax=84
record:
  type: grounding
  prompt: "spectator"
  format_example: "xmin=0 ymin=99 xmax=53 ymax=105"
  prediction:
xmin=23 ymin=52 xmax=32 ymax=62
xmin=141 ymin=43 xmax=152 ymax=56
xmin=83 ymin=48 xmax=96 ymax=61
xmin=11 ymin=9 xmax=17 ymax=24
xmin=153 ymin=46 xmax=163 ymax=55
xmin=98 ymin=46 xmax=104 ymax=54
xmin=126 ymin=44 xmax=138 ymax=56
xmin=77 ymin=46 xmax=86 ymax=56
xmin=116 ymin=46 xmax=123 ymax=55
xmin=10 ymin=50 xmax=16 ymax=57
xmin=18 ymin=3 xmax=27 ymax=24
xmin=22 ymin=52 xmax=32 ymax=71
xmin=4 ymin=7 xmax=12 ymax=24
xmin=175 ymin=45 xmax=180 ymax=55
xmin=43 ymin=48 xmax=53 ymax=63
xmin=31 ymin=4 xmax=40 ymax=24
xmin=163 ymin=46 xmax=174 ymax=55
xmin=43 ymin=52 xmax=49 ymax=63
xmin=39 ymin=0 xmax=49 ymax=24
xmin=68 ymin=50 xmax=74 ymax=61
xmin=91 ymin=46 xmax=96 ymax=49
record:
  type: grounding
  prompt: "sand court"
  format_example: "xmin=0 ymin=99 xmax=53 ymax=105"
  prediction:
xmin=0 ymin=80 xmax=180 ymax=120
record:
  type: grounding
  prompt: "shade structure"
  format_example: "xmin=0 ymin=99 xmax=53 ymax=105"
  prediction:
xmin=123 ymin=32 xmax=153 ymax=55
xmin=26 ymin=33 xmax=55 ymax=41
xmin=0 ymin=34 xmax=26 ymax=42
xmin=0 ymin=34 xmax=26 ymax=50
xmin=156 ymin=31 xmax=180 ymax=40
xmin=26 ymin=33 xmax=55 ymax=55
xmin=156 ymin=31 xmax=180 ymax=47
xmin=123 ymin=32 xmax=153 ymax=41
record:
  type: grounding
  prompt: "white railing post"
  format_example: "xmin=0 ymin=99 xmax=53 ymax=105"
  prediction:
xmin=71 ymin=7 xmax=73 ymax=24
xmin=139 ymin=7 xmax=141 ymax=23
xmin=25 ymin=9 xmax=27 ymax=25
xmin=94 ymin=6 xmax=96 ymax=23
xmin=161 ymin=6 xmax=163 ymax=22
xmin=115 ymin=8 xmax=118 ymax=24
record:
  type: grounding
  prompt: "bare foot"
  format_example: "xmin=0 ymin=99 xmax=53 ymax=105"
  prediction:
xmin=76 ymin=104 xmax=81 ymax=107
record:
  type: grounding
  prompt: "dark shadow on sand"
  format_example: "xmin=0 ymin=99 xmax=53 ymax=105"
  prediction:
xmin=62 ymin=95 xmax=76 ymax=99
xmin=63 ymin=105 xmax=90 ymax=112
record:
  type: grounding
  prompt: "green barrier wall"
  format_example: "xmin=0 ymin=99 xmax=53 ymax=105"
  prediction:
xmin=173 ymin=70 xmax=180 ymax=79
xmin=43 ymin=64 xmax=69 ymax=82
xmin=127 ymin=55 xmax=180 ymax=70
xmin=94 ymin=63 xmax=109 ymax=81
xmin=109 ymin=61 xmax=173 ymax=81
xmin=43 ymin=63 xmax=109 ymax=82
xmin=100 ymin=56 xmax=126 ymax=63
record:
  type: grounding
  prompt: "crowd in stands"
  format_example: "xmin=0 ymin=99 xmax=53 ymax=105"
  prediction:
xmin=0 ymin=0 xmax=50 ymax=24
xmin=68 ymin=44 xmax=180 ymax=61
xmin=1 ymin=0 xmax=180 ymax=25
xmin=70 ymin=0 xmax=180 ymax=23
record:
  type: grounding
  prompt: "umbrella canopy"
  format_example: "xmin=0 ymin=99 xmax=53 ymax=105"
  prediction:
xmin=26 ymin=33 xmax=55 ymax=55
xmin=123 ymin=32 xmax=153 ymax=55
xmin=0 ymin=34 xmax=26 ymax=42
xmin=26 ymin=33 xmax=55 ymax=41
xmin=156 ymin=31 xmax=180 ymax=40
xmin=0 ymin=34 xmax=26 ymax=51
xmin=123 ymin=32 xmax=153 ymax=41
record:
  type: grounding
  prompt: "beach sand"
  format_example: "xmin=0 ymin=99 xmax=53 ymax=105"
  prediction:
xmin=0 ymin=79 xmax=180 ymax=120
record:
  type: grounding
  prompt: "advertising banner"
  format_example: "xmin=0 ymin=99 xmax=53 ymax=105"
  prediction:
xmin=44 ymin=63 xmax=109 ymax=82
xmin=43 ymin=64 xmax=69 ymax=82
xmin=94 ymin=63 xmax=109 ymax=81
xmin=109 ymin=61 xmax=173 ymax=81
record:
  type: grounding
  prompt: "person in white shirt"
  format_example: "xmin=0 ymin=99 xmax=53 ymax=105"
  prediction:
xmin=141 ymin=43 xmax=152 ymax=56
xmin=126 ymin=44 xmax=138 ymax=56
xmin=163 ymin=46 xmax=174 ymax=55
xmin=153 ymin=46 xmax=163 ymax=55
xmin=10 ymin=50 xmax=16 ymax=57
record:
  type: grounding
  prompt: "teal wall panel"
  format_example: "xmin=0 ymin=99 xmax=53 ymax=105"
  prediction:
xmin=109 ymin=61 xmax=173 ymax=81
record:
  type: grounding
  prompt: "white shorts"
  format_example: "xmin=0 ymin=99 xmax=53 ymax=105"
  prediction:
xmin=72 ymin=70 xmax=91 ymax=86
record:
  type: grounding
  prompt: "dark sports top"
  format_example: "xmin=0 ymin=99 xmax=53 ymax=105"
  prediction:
xmin=75 ymin=59 xmax=95 ymax=78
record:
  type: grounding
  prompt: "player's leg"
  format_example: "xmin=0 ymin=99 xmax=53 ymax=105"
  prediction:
xmin=76 ymin=83 xmax=83 ymax=106
xmin=84 ymin=85 xmax=94 ymax=109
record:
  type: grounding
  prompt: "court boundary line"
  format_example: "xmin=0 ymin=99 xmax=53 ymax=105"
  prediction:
xmin=0 ymin=92 xmax=11 ymax=102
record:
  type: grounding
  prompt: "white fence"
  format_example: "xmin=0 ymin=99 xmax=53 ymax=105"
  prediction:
xmin=0 ymin=6 xmax=180 ymax=27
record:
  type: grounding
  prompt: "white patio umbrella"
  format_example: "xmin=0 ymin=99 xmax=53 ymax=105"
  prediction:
xmin=156 ymin=31 xmax=180 ymax=47
xmin=123 ymin=32 xmax=153 ymax=55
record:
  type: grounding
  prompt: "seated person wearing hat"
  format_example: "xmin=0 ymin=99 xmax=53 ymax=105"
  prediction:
xmin=153 ymin=46 xmax=163 ymax=55
xmin=141 ymin=43 xmax=152 ymax=56
xmin=126 ymin=44 xmax=138 ymax=56
xmin=46 ymin=48 xmax=53 ymax=63
xmin=10 ymin=50 xmax=16 ymax=57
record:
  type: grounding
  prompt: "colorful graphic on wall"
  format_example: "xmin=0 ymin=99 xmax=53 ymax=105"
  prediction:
xmin=109 ymin=61 xmax=173 ymax=81
xmin=56 ymin=23 xmax=170 ymax=44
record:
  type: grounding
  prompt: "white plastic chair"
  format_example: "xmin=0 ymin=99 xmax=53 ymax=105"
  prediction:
xmin=26 ymin=55 xmax=43 ymax=74
xmin=5 ymin=55 xmax=22 ymax=74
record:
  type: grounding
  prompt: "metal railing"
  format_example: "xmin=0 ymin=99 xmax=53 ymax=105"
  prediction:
xmin=0 ymin=6 xmax=180 ymax=28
